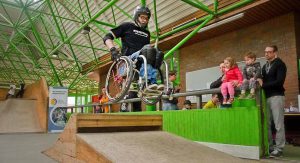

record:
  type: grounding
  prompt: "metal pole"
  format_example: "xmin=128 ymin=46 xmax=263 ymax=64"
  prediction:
xmin=196 ymin=95 xmax=203 ymax=109
xmin=0 ymin=0 xmax=81 ymax=23
xmin=19 ymin=0 xmax=63 ymax=86
xmin=158 ymin=15 xmax=210 ymax=40
xmin=164 ymin=15 xmax=213 ymax=59
xmin=217 ymin=0 xmax=253 ymax=15
xmin=47 ymin=0 xmax=119 ymax=58
xmin=214 ymin=0 xmax=218 ymax=14
xmin=128 ymin=103 xmax=133 ymax=112
xmin=153 ymin=0 xmax=159 ymax=47
xmin=181 ymin=0 xmax=214 ymax=14
xmin=140 ymin=0 xmax=146 ymax=7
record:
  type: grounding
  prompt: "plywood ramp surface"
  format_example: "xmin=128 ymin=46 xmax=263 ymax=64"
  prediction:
xmin=0 ymin=99 xmax=43 ymax=133
xmin=77 ymin=131 xmax=256 ymax=163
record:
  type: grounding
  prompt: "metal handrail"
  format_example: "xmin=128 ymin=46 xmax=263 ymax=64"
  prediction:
xmin=61 ymin=86 xmax=266 ymax=156
xmin=64 ymin=88 xmax=221 ymax=111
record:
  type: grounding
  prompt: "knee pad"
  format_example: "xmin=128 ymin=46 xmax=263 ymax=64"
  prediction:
xmin=140 ymin=45 xmax=156 ymax=67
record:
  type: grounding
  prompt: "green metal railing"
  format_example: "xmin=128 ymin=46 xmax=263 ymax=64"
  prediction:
xmin=0 ymin=0 xmax=254 ymax=91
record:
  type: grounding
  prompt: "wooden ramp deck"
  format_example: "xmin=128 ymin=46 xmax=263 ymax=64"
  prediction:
xmin=0 ymin=99 xmax=43 ymax=133
xmin=43 ymin=114 xmax=255 ymax=163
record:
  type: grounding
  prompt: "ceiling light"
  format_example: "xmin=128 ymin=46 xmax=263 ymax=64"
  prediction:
xmin=81 ymin=25 xmax=91 ymax=35
xmin=198 ymin=13 xmax=244 ymax=33
xmin=52 ymin=52 xmax=59 ymax=57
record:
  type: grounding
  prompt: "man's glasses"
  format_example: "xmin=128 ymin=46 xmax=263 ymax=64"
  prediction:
xmin=265 ymin=51 xmax=273 ymax=54
xmin=139 ymin=15 xmax=149 ymax=21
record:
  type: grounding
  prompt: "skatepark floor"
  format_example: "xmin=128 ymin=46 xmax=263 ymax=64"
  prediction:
xmin=1 ymin=133 xmax=300 ymax=163
xmin=0 ymin=133 xmax=58 ymax=163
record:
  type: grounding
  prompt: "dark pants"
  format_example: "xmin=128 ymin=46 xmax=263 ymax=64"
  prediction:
xmin=128 ymin=91 xmax=141 ymax=112
xmin=127 ymin=72 xmax=141 ymax=112
xmin=16 ymin=90 xmax=24 ymax=98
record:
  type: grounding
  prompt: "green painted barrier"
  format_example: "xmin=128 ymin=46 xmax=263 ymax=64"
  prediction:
xmin=146 ymin=104 xmax=156 ymax=111
xmin=119 ymin=108 xmax=261 ymax=146
xmin=240 ymin=99 xmax=256 ymax=107
xmin=233 ymin=98 xmax=257 ymax=108
xmin=107 ymin=91 xmax=270 ymax=157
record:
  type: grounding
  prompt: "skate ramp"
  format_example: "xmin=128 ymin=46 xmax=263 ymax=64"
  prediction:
xmin=0 ymin=99 xmax=43 ymax=133
xmin=78 ymin=131 xmax=256 ymax=163
xmin=44 ymin=114 xmax=255 ymax=163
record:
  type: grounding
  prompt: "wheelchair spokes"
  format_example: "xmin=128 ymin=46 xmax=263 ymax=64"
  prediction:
xmin=105 ymin=56 xmax=169 ymax=107
xmin=105 ymin=57 xmax=133 ymax=102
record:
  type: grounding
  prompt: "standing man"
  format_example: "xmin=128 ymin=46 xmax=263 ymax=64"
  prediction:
xmin=257 ymin=45 xmax=287 ymax=157
xmin=16 ymin=82 xmax=25 ymax=98
xmin=103 ymin=6 xmax=156 ymax=112
xmin=162 ymin=71 xmax=180 ymax=111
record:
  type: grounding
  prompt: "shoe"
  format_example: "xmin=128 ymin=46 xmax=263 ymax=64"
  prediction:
xmin=144 ymin=86 xmax=157 ymax=94
xmin=222 ymin=99 xmax=227 ymax=105
xmin=129 ymin=82 xmax=138 ymax=92
xmin=227 ymin=98 xmax=234 ymax=104
xmin=143 ymin=89 xmax=160 ymax=96
xmin=247 ymin=93 xmax=255 ymax=99
xmin=238 ymin=94 xmax=246 ymax=99
xmin=270 ymin=149 xmax=283 ymax=158
xmin=147 ymin=84 xmax=158 ymax=90
xmin=157 ymin=84 xmax=165 ymax=91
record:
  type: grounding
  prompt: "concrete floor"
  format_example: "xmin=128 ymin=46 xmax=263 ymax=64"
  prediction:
xmin=0 ymin=133 xmax=299 ymax=163
xmin=261 ymin=145 xmax=300 ymax=163
xmin=0 ymin=133 xmax=58 ymax=163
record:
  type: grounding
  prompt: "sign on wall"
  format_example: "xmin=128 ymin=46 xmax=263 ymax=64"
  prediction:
xmin=48 ymin=87 xmax=68 ymax=133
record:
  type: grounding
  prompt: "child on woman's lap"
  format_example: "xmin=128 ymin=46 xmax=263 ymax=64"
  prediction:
xmin=221 ymin=57 xmax=243 ymax=104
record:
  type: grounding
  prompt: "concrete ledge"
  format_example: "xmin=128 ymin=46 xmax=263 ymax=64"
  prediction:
xmin=197 ymin=141 xmax=260 ymax=160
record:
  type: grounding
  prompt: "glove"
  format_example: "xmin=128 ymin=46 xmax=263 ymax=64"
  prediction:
xmin=110 ymin=47 xmax=120 ymax=61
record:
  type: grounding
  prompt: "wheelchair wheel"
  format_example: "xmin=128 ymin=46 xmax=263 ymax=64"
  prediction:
xmin=105 ymin=56 xmax=134 ymax=102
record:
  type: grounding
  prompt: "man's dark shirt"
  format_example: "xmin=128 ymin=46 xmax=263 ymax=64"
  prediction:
xmin=210 ymin=75 xmax=223 ymax=89
xmin=261 ymin=58 xmax=287 ymax=98
xmin=111 ymin=22 xmax=150 ymax=56
xmin=210 ymin=75 xmax=224 ymax=102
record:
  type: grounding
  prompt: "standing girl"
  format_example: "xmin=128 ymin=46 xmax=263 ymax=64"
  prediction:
xmin=221 ymin=57 xmax=243 ymax=104
xmin=100 ymin=87 xmax=110 ymax=113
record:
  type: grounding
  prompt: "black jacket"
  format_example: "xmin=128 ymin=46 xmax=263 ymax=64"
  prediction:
xmin=110 ymin=22 xmax=150 ymax=56
xmin=210 ymin=75 xmax=223 ymax=102
xmin=210 ymin=75 xmax=223 ymax=89
xmin=261 ymin=58 xmax=286 ymax=98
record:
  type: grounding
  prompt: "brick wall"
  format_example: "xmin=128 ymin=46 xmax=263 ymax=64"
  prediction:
xmin=295 ymin=12 xmax=300 ymax=95
xmin=179 ymin=12 xmax=299 ymax=108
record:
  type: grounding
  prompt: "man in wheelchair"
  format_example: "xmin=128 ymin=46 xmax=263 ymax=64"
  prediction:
xmin=103 ymin=5 xmax=164 ymax=110
xmin=130 ymin=44 xmax=165 ymax=92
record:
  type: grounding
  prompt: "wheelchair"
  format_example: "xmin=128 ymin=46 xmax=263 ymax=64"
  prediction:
xmin=105 ymin=48 xmax=170 ymax=105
